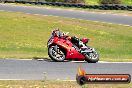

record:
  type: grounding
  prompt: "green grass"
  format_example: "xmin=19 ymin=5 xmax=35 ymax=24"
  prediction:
xmin=0 ymin=11 xmax=132 ymax=61
xmin=84 ymin=0 xmax=99 ymax=5
xmin=0 ymin=80 xmax=131 ymax=88
xmin=122 ymin=0 xmax=132 ymax=5
xmin=84 ymin=0 xmax=132 ymax=5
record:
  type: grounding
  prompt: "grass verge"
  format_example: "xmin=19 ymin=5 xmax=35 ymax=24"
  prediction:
xmin=0 ymin=11 xmax=132 ymax=61
xmin=0 ymin=80 xmax=131 ymax=88
xmin=84 ymin=0 xmax=132 ymax=5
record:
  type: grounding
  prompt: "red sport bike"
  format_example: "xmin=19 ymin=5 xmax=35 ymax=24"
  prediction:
xmin=47 ymin=29 xmax=99 ymax=63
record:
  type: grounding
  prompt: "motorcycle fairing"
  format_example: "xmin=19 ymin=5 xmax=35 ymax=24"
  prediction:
xmin=53 ymin=37 xmax=85 ymax=60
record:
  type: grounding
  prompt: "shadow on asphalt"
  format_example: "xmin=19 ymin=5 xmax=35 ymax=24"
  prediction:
xmin=32 ymin=57 xmax=68 ymax=62
xmin=32 ymin=57 xmax=88 ymax=63
xmin=32 ymin=57 xmax=52 ymax=62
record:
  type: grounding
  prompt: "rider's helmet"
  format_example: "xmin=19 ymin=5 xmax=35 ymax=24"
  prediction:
xmin=52 ymin=28 xmax=60 ymax=37
xmin=81 ymin=38 xmax=89 ymax=44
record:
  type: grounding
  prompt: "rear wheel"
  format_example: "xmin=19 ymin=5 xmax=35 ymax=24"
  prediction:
xmin=85 ymin=50 xmax=99 ymax=63
xmin=48 ymin=45 xmax=65 ymax=62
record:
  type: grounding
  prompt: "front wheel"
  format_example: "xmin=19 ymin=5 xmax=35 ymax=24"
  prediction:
xmin=48 ymin=45 xmax=65 ymax=62
xmin=85 ymin=50 xmax=99 ymax=63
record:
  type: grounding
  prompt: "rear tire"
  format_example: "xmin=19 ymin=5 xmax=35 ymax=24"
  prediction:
xmin=48 ymin=45 xmax=65 ymax=62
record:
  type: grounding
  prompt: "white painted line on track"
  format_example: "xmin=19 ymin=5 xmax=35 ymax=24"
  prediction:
xmin=62 ymin=80 xmax=76 ymax=81
xmin=98 ymin=61 xmax=132 ymax=63
xmin=71 ymin=61 xmax=132 ymax=63
xmin=34 ymin=13 xmax=132 ymax=27
xmin=2 ymin=58 xmax=132 ymax=63
xmin=0 ymin=78 xmax=76 ymax=81
xmin=33 ymin=13 xmax=132 ymax=27
xmin=100 ymin=62 xmax=132 ymax=63
xmin=0 ymin=79 xmax=26 ymax=80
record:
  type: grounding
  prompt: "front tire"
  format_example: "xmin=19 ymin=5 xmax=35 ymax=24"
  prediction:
xmin=85 ymin=50 xmax=99 ymax=63
xmin=48 ymin=45 xmax=65 ymax=62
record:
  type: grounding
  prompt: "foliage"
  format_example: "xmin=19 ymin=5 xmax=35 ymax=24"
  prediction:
xmin=45 ymin=0 xmax=85 ymax=3
xmin=99 ymin=0 xmax=122 ymax=4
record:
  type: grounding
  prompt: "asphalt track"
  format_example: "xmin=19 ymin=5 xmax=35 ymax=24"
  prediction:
xmin=0 ymin=4 xmax=132 ymax=26
xmin=0 ymin=4 xmax=132 ymax=80
xmin=0 ymin=59 xmax=132 ymax=80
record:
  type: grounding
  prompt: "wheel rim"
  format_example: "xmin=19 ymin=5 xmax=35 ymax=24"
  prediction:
xmin=89 ymin=52 xmax=98 ymax=60
xmin=49 ymin=46 xmax=65 ymax=61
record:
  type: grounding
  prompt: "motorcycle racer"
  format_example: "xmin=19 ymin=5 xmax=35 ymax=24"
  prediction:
xmin=48 ymin=29 xmax=99 ymax=63
xmin=52 ymin=29 xmax=92 ymax=53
